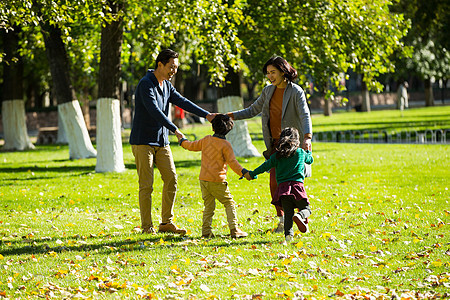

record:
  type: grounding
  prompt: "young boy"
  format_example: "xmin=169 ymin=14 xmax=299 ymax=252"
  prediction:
xmin=178 ymin=114 xmax=248 ymax=238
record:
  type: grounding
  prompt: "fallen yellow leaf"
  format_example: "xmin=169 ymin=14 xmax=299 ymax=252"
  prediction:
xmin=295 ymin=241 xmax=304 ymax=248
xmin=431 ymin=260 xmax=442 ymax=267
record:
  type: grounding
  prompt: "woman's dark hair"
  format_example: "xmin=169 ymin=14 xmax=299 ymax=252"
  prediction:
xmin=155 ymin=49 xmax=178 ymax=69
xmin=263 ymin=56 xmax=298 ymax=82
xmin=276 ymin=127 xmax=300 ymax=158
xmin=211 ymin=114 xmax=234 ymax=136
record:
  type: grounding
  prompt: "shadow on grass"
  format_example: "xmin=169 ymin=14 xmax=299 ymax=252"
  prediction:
xmin=125 ymin=160 xmax=202 ymax=170
xmin=0 ymin=232 xmax=271 ymax=257
xmin=175 ymin=159 xmax=202 ymax=168
xmin=0 ymin=165 xmax=96 ymax=185
xmin=0 ymin=160 xmax=201 ymax=185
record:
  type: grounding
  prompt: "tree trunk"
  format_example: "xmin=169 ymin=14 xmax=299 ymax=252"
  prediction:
xmin=442 ymin=79 xmax=448 ymax=104
xmin=40 ymin=22 xmax=95 ymax=158
xmin=323 ymin=98 xmax=332 ymax=116
xmin=41 ymin=23 xmax=75 ymax=105
xmin=96 ymin=0 xmax=125 ymax=172
xmin=58 ymin=101 xmax=97 ymax=159
xmin=217 ymin=96 xmax=260 ymax=157
xmin=56 ymin=112 xmax=68 ymax=144
xmin=217 ymin=68 xmax=241 ymax=98
xmin=2 ymin=101 xmax=35 ymax=151
xmin=216 ymin=69 xmax=260 ymax=156
xmin=424 ymin=77 xmax=434 ymax=106
xmin=97 ymin=1 xmax=122 ymax=101
xmin=95 ymin=98 xmax=125 ymax=172
xmin=1 ymin=28 xmax=34 ymax=151
xmin=361 ymin=80 xmax=371 ymax=112
xmin=81 ymin=96 xmax=91 ymax=130
xmin=246 ymin=82 xmax=256 ymax=102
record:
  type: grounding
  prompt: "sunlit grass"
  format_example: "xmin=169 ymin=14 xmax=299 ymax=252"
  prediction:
xmin=0 ymin=107 xmax=449 ymax=299
xmin=311 ymin=106 xmax=450 ymax=132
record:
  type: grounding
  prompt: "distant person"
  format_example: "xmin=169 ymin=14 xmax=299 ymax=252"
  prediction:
xmin=178 ymin=114 xmax=249 ymax=238
xmin=173 ymin=106 xmax=186 ymax=128
xmin=226 ymin=56 xmax=312 ymax=233
xmin=130 ymin=49 xmax=215 ymax=235
xmin=247 ymin=127 xmax=313 ymax=245
xmin=397 ymin=81 xmax=409 ymax=111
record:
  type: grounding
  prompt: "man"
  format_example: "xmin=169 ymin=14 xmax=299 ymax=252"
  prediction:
xmin=397 ymin=81 xmax=409 ymax=111
xmin=130 ymin=49 xmax=215 ymax=235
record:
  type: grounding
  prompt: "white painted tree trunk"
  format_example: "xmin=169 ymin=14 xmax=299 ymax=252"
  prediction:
xmin=56 ymin=112 xmax=68 ymax=144
xmin=95 ymin=98 xmax=125 ymax=173
xmin=217 ymin=96 xmax=261 ymax=157
xmin=1 ymin=100 xmax=35 ymax=151
xmin=58 ymin=101 xmax=97 ymax=159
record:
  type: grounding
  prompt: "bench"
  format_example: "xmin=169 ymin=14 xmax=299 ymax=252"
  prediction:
xmin=37 ymin=127 xmax=58 ymax=145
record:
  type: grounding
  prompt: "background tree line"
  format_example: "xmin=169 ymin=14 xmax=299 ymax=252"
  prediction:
xmin=1 ymin=0 xmax=449 ymax=167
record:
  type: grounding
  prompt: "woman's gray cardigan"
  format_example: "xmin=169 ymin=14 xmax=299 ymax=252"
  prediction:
xmin=232 ymin=81 xmax=312 ymax=156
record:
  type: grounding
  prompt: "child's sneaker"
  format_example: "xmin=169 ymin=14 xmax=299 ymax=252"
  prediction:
xmin=274 ymin=221 xmax=284 ymax=233
xmin=283 ymin=235 xmax=293 ymax=245
xmin=293 ymin=214 xmax=308 ymax=233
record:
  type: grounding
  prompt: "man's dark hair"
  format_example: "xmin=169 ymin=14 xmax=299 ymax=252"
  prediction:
xmin=263 ymin=56 xmax=298 ymax=82
xmin=211 ymin=114 xmax=234 ymax=136
xmin=155 ymin=49 xmax=178 ymax=69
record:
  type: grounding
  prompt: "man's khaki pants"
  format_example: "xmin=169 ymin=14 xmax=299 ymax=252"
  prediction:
xmin=132 ymin=145 xmax=177 ymax=230
xmin=200 ymin=180 xmax=238 ymax=235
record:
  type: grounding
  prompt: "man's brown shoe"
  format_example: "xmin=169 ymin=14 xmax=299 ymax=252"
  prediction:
xmin=158 ymin=223 xmax=187 ymax=235
xmin=142 ymin=227 xmax=156 ymax=234
xmin=230 ymin=227 xmax=248 ymax=238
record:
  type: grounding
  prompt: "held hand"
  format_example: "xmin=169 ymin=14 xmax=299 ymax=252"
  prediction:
xmin=244 ymin=172 xmax=253 ymax=181
xmin=175 ymin=129 xmax=184 ymax=141
xmin=206 ymin=113 xmax=217 ymax=122
xmin=302 ymin=138 xmax=312 ymax=151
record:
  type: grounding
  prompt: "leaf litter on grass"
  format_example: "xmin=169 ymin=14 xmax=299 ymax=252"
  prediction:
xmin=1 ymin=126 xmax=450 ymax=299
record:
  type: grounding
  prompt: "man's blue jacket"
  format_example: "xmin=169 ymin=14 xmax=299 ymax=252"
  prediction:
xmin=129 ymin=70 xmax=209 ymax=147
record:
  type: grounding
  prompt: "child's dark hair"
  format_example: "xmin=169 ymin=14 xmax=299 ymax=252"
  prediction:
xmin=276 ymin=127 xmax=300 ymax=158
xmin=211 ymin=114 xmax=234 ymax=136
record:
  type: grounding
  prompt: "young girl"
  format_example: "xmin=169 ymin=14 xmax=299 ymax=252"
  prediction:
xmin=248 ymin=127 xmax=313 ymax=243
xmin=227 ymin=56 xmax=313 ymax=233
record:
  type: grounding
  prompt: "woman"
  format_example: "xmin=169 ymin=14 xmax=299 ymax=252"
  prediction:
xmin=228 ymin=56 xmax=312 ymax=233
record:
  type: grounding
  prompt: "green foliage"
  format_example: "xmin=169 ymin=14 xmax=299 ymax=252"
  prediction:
xmin=1 ymin=109 xmax=449 ymax=298
xmin=392 ymin=0 xmax=449 ymax=81
xmin=122 ymin=0 xmax=247 ymax=86
xmin=239 ymin=0 xmax=409 ymax=102
xmin=408 ymin=39 xmax=450 ymax=80
xmin=0 ymin=0 xmax=436 ymax=107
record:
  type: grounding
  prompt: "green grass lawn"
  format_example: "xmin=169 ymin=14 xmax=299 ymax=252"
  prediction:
xmin=0 ymin=107 xmax=449 ymax=299
xmin=310 ymin=106 xmax=450 ymax=132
